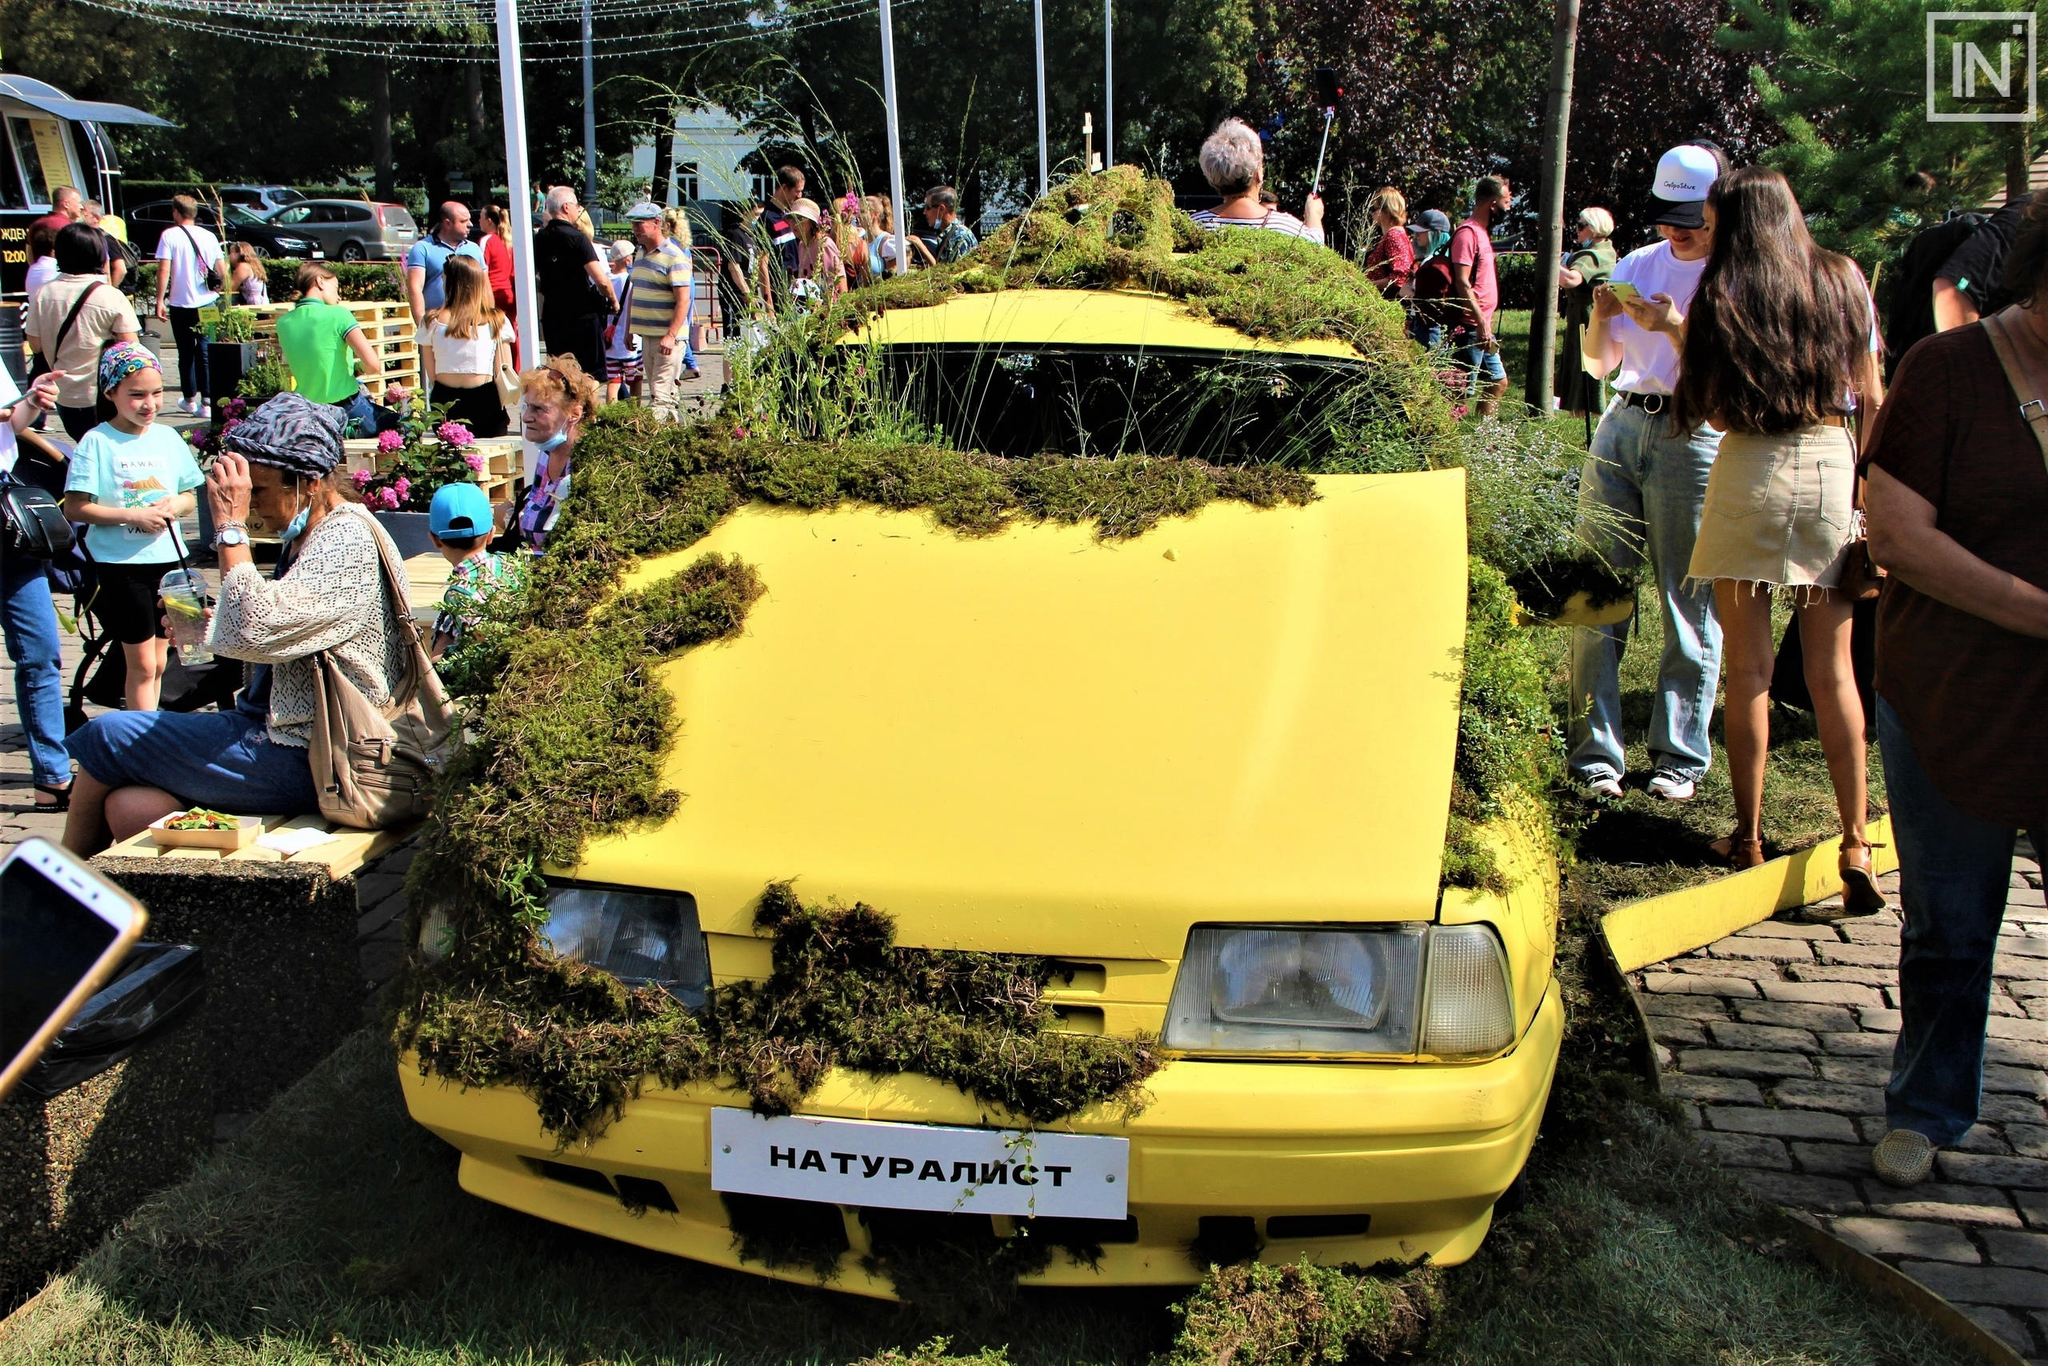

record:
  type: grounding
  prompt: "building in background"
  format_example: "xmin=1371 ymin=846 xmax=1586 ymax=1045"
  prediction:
xmin=630 ymin=107 xmax=766 ymax=208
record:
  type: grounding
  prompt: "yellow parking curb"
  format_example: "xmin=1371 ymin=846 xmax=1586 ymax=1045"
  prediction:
xmin=1601 ymin=817 xmax=1898 ymax=974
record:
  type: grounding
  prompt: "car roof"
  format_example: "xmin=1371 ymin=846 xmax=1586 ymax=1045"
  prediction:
xmin=840 ymin=287 xmax=1367 ymax=361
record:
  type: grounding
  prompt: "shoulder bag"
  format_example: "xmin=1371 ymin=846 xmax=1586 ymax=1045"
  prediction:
xmin=1983 ymin=308 xmax=2048 ymax=474
xmin=493 ymin=328 xmax=521 ymax=410
xmin=306 ymin=506 xmax=456 ymax=828
xmin=0 ymin=471 xmax=74 ymax=560
xmin=179 ymin=226 xmax=225 ymax=293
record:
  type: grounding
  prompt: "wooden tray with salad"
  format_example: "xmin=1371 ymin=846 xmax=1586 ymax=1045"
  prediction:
xmin=148 ymin=808 xmax=263 ymax=851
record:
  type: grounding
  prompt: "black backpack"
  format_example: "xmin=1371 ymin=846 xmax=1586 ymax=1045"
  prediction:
xmin=1883 ymin=212 xmax=1985 ymax=380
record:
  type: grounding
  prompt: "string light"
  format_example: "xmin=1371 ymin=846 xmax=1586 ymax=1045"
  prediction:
xmin=73 ymin=0 xmax=898 ymax=59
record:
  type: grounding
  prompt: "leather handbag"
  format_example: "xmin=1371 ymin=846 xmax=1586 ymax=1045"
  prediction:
xmin=0 ymin=473 xmax=75 ymax=560
xmin=305 ymin=506 xmax=456 ymax=829
xmin=1835 ymin=371 xmax=1882 ymax=602
xmin=493 ymin=333 xmax=521 ymax=410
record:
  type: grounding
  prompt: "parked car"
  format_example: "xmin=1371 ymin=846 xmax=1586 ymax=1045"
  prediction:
xmin=216 ymin=184 xmax=305 ymax=217
xmin=266 ymin=199 xmax=418 ymax=261
xmin=399 ymin=284 xmax=1563 ymax=1297
xmin=126 ymin=199 xmax=323 ymax=261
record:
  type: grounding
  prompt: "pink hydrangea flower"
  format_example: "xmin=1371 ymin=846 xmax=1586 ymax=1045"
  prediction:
xmin=377 ymin=429 xmax=405 ymax=454
xmin=464 ymin=449 xmax=487 ymax=473
xmin=392 ymin=476 xmax=411 ymax=499
xmin=437 ymin=421 xmax=474 ymax=447
xmin=351 ymin=468 xmax=375 ymax=489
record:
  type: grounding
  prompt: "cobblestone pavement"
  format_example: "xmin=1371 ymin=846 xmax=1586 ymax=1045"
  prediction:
xmin=1636 ymin=853 xmax=2048 ymax=1360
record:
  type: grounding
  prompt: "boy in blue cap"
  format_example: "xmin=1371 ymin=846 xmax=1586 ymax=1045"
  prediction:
xmin=427 ymin=481 xmax=514 ymax=665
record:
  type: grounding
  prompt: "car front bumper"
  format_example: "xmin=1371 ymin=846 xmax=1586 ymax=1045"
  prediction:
xmin=399 ymin=983 xmax=1561 ymax=1298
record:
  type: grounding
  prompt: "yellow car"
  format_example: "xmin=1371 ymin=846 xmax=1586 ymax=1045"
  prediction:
xmin=400 ymin=277 xmax=1561 ymax=1299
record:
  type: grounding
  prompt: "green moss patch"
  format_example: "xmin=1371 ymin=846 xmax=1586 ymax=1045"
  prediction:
xmin=1163 ymin=1259 xmax=1440 ymax=1366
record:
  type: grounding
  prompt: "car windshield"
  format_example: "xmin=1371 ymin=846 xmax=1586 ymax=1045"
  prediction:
xmin=874 ymin=345 xmax=1378 ymax=468
xmin=273 ymin=189 xmax=305 ymax=205
xmin=224 ymin=205 xmax=267 ymax=227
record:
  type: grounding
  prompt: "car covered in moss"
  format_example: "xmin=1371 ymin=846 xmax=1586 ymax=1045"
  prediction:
xmin=394 ymin=170 xmax=1566 ymax=1299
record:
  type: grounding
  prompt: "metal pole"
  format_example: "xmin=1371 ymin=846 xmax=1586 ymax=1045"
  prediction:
xmin=497 ymin=0 xmax=540 ymax=471
xmin=1033 ymin=0 xmax=1047 ymax=196
xmin=1522 ymin=0 xmax=1580 ymax=416
xmin=1103 ymin=0 xmax=1112 ymax=170
xmin=1311 ymin=107 xmax=1335 ymax=194
xmin=879 ymin=0 xmax=910 ymax=275
xmin=580 ymin=0 xmax=598 ymax=206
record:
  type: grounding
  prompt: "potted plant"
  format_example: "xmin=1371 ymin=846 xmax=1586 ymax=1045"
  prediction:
xmin=353 ymin=402 xmax=488 ymax=558
xmin=202 ymin=307 xmax=260 ymax=409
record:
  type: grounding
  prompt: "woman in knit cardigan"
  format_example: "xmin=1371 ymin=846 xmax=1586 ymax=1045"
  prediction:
xmin=63 ymin=393 xmax=411 ymax=854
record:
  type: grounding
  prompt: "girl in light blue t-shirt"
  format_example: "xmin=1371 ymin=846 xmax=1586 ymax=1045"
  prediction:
xmin=63 ymin=343 xmax=205 ymax=712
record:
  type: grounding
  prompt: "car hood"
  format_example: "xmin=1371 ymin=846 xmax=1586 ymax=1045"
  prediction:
xmin=569 ymin=468 xmax=1469 ymax=960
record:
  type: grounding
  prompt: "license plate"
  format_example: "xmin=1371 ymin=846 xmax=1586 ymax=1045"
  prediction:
xmin=710 ymin=1109 xmax=1129 ymax=1219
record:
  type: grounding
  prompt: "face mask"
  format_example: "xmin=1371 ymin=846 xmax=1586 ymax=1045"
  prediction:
xmin=535 ymin=430 xmax=570 ymax=455
xmin=278 ymin=483 xmax=310 ymax=544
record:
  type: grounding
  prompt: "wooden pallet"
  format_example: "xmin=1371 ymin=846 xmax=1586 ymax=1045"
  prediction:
xmin=340 ymin=434 xmax=521 ymax=508
xmin=99 ymin=813 xmax=414 ymax=878
xmin=243 ymin=299 xmax=420 ymax=394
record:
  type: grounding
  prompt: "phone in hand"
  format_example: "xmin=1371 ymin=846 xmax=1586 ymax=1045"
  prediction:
xmin=0 ymin=838 xmax=147 ymax=1103
xmin=1604 ymin=281 xmax=1642 ymax=303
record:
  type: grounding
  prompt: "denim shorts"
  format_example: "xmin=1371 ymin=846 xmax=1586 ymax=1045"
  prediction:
xmin=1453 ymin=341 xmax=1507 ymax=386
xmin=68 ymin=706 xmax=319 ymax=814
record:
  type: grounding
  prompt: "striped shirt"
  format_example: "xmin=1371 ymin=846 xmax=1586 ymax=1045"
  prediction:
xmin=1189 ymin=208 xmax=1326 ymax=247
xmin=627 ymin=239 xmax=691 ymax=335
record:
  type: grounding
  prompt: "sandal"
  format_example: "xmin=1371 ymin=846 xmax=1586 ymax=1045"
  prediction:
xmin=33 ymin=781 xmax=71 ymax=813
xmin=1710 ymin=831 xmax=1766 ymax=870
xmin=1839 ymin=838 xmax=1889 ymax=916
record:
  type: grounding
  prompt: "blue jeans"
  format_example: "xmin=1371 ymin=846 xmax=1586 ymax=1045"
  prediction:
xmin=1880 ymin=697 xmax=2045 ymax=1145
xmin=2 ymin=550 xmax=68 ymax=788
xmin=1567 ymin=398 xmax=1724 ymax=782
xmin=68 ymin=689 xmax=317 ymax=815
xmin=1452 ymin=340 xmax=1507 ymax=391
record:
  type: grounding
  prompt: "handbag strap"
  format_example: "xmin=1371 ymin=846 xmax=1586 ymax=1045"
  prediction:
xmin=1982 ymin=309 xmax=2048 ymax=477
xmin=342 ymin=503 xmax=454 ymax=727
xmin=51 ymin=280 xmax=106 ymax=360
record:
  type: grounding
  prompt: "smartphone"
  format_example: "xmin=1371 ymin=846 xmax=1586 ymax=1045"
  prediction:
xmin=1605 ymin=281 xmax=1641 ymax=302
xmin=0 ymin=838 xmax=147 ymax=1103
xmin=1314 ymin=68 xmax=1343 ymax=109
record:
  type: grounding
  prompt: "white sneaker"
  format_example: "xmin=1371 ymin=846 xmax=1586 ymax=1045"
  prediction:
xmin=178 ymin=395 xmax=197 ymax=415
xmin=1648 ymin=770 xmax=1697 ymax=803
xmin=1582 ymin=774 xmax=1624 ymax=801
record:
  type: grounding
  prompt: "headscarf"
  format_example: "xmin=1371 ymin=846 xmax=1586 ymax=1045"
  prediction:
xmin=98 ymin=340 xmax=159 ymax=395
xmin=222 ymin=391 xmax=345 ymax=479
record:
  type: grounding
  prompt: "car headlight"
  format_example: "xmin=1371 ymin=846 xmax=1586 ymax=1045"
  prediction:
xmin=275 ymin=237 xmax=310 ymax=250
xmin=1164 ymin=923 xmax=1514 ymax=1058
xmin=535 ymin=882 xmax=710 ymax=1008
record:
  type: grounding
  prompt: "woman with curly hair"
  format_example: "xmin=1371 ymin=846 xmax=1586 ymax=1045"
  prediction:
xmin=512 ymin=355 xmax=601 ymax=554
xmin=1665 ymin=166 xmax=1884 ymax=901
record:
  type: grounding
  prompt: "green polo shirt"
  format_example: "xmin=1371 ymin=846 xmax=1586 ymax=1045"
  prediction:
xmin=275 ymin=297 xmax=364 ymax=405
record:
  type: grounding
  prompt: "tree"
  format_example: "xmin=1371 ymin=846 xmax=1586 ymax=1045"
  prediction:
xmin=1722 ymin=0 xmax=2045 ymax=262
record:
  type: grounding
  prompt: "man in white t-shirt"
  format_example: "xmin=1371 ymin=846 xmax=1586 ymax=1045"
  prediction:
xmin=152 ymin=195 xmax=224 ymax=419
xmin=1567 ymin=143 xmax=1726 ymax=806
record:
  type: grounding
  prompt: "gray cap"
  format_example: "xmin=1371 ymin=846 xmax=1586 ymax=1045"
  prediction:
xmin=624 ymin=201 xmax=664 ymax=221
xmin=1414 ymin=209 xmax=1452 ymax=233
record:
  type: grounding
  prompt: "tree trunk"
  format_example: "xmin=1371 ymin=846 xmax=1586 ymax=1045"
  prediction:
xmin=372 ymin=64 xmax=394 ymax=203
xmin=2011 ymin=123 xmax=2034 ymax=203
xmin=651 ymin=105 xmax=676 ymax=204
xmin=1522 ymin=0 xmax=1581 ymax=417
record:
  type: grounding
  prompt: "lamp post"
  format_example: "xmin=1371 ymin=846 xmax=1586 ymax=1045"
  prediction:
xmin=1033 ymin=0 xmax=1047 ymax=196
xmin=880 ymin=0 xmax=910 ymax=273
xmin=1103 ymin=0 xmax=1112 ymax=170
xmin=497 ymin=0 xmax=540 ymax=470
xmin=580 ymin=0 xmax=598 ymax=205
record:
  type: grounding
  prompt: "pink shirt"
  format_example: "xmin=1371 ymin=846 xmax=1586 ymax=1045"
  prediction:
xmin=1449 ymin=219 xmax=1498 ymax=324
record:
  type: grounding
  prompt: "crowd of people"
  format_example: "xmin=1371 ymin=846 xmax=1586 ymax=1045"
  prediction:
xmin=2 ymin=127 xmax=2043 ymax=1203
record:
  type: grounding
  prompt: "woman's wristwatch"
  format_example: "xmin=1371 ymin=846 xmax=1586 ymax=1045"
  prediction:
xmin=214 ymin=521 xmax=250 ymax=549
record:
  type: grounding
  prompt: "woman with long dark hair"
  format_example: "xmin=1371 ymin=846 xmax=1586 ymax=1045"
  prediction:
xmin=1670 ymin=165 xmax=1885 ymax=907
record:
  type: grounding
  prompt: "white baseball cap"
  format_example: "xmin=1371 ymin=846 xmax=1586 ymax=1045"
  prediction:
xmin=1649 ymin=145 xmax=1720 ymax=229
